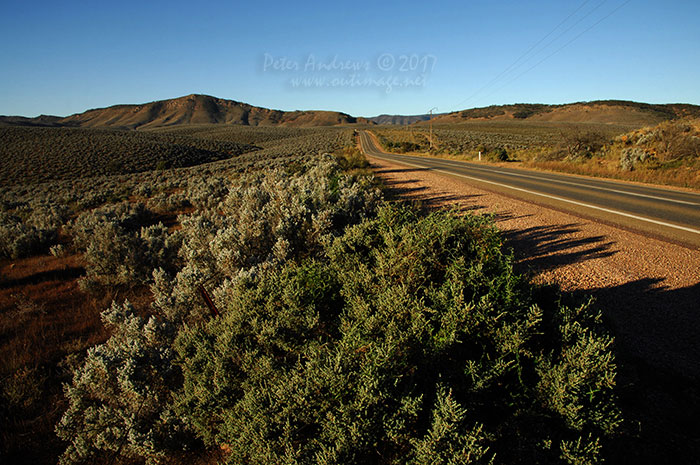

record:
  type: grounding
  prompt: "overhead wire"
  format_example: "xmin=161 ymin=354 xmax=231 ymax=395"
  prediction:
xmin=451 ymin=0 xmax=633 ymax=111
xmin=452 ymin=0 xmax=595 ymax=110
xmin=478 ymin=0 xmax=634 ymax=103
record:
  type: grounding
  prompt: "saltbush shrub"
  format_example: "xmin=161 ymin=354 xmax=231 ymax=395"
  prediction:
xmin=56 ymin=301 xmax=197 ymax=465
xmin=618 ymin=120 xmax=700 ymax=168
xmin=175 ymin=205 xmax=620 ymax=464
xmin=56 ymin=152 xmax=620 ymax=465
xmin=68 ymin=202 xmax=181 ymax=289
xmin=620 ymin=147 xmax=656 ymax=171
xmin=56 ymin=153 xmax=382 ymax=463
xmin=0 ymin=207 xmax=64 ymax=259
xmin=490 ymin=147 xmax=509 ymax=161
xmin=336 ymin=147 xmax=370 ymax=171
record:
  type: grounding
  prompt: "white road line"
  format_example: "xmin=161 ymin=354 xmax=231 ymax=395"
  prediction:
xmin=388 ymin=152 xmax=700 ymax=206
xmin=366 ymin=150 xmax=700 ymax=236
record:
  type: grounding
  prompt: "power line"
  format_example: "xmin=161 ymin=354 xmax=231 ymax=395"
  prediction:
xmin=479 ymin=0 xmax=633 ymax=102
xmin=451 ymin=0 xmax=598 ymax=111
xmin=514 ymin=0 xmax=607 ymax=72
xmin=496 ymin=0 xmax=598 ymax=80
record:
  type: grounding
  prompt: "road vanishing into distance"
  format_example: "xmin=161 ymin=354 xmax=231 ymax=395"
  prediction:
xmin=359 ymin=131 xmax=700 ymax=249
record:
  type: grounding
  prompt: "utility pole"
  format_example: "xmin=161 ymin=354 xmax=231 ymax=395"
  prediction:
xmin=428 ymin=107 xmax=437 ymax=152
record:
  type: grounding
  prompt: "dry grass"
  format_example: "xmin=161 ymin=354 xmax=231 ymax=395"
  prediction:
xmin=520 ymin=119 xmax=700 ymax=189
xmin=373 ymin=119 xmax=700 ymax=189
xmin=525 ymin=159 xmax=700 ymax=189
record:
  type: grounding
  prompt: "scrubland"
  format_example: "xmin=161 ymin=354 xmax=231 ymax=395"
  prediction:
xmin=1 ymin=125 xmax=624 ymax=464
xmin=374 ymin=119 xmax=700 ymax=189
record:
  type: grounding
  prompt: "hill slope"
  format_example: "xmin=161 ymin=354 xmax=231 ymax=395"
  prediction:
xmin=0 ymin=95 xmax=370 ymax=130
xmin=0 ymin=115 xmax=67 ymax=127
xmin=424 ymin=100 xmax=700 ymax=126
xmin=3 ymin=98 xmax=699 ymax=130
xmin=62 ymin=94 xmax=372 ymax=129
xmin=368 ymin=114 xmax=435 ymax=125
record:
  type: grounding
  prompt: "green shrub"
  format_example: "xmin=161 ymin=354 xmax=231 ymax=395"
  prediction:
xmin=620 ymin=147 xmax=656 ymax=171
xmin=488 ymin=147 xmax=509 ymax=161
xmin=175 ymin=205 xmax=620 ymax=464
xmin=2 ymin=366 xmax=46 ymax=412
xmin=336 ymin=147 xmax=370 ymax=170
xmin=56 ymin=152 xmax=382 ymax=464
xmin=54 ymin=146 xmax=620 ymax=464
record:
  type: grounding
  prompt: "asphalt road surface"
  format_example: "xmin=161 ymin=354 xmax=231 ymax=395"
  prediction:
xmin=359 ymin=131 xmax=700 ymax=249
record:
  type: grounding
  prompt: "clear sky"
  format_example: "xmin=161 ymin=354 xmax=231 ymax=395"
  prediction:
xmin=1 ymin=0 xmax=699 ymax=117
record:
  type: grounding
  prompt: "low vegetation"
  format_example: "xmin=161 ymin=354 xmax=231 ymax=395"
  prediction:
xmin=373 ymin=119 xmax=700 ymax=188
xmin=0 ymin=126 xmax=259 ymax=185
xmin=1 ymin=124 xmax=624 ymax=464
xmin=144 ymin=124 xmax=319 ymax=146
xmin=529 ymin=120 xmax=700 ymax=187
xmin=172 ymin=205 xmax=619 ymax=465
xmin=374 ymin=122 xmax=617 ymax=155
xmin=438 ymin=101 xmax=700 ymax=124
xmin=0 ymin=126 xmax=354 ymax=464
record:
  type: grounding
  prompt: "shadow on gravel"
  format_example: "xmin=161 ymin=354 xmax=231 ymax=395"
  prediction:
xmin=574 ymin=279 xmax=700 ymax=465
xmin=382 ymin=180 xmax=429 ymax=193
xmin=380 ymin=175 xmax=485 ymax=212
xmin=490 ymin=212 xmax=534 ymax=223
xmin=373 ymin=167 xmax=431 ymax=175
xmin=371 ymin=160 xmax=700 ymax=464
xmin=504 ymin=223 xmax=617 ymax=273
xmin=502 ymin=223 xmax=700 ymax=463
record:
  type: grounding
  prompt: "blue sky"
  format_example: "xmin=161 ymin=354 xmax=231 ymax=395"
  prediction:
xmin=1 ymin=0 xmax=699 ymax=117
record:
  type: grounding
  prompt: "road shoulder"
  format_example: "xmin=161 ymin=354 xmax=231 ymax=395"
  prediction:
xmin=368 ymin=154 xmax=700 ymax=377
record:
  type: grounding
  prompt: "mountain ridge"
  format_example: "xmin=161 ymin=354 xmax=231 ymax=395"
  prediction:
xmin=420 ymin=100 xmax=700 ymax=126
xmin=367 ymin=114 xmax=439 ymax=125
xmin=0 ymin=94 xmax=373 ymax=129
xmin=3 ymin=96 xmax=699 ymax=129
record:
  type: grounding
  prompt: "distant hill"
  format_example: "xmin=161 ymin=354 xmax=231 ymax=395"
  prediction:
xmin=425 ymin=100 xmax=700 ymax=126
xmin=3 ymin=97 xmax=699 ymax=130
xmin=368 ymin=114 xmax=437 ymax=125
xmin=0 ymin=114 xmax=68 ymax=127
xmin=0 ymin=94 xmax=372 ymax=130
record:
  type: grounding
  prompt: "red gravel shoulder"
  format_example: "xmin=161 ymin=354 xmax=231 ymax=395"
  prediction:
xmin=368 ymin=155 xmax=700 ymax=378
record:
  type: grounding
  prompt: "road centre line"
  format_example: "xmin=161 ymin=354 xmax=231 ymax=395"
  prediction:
xmin=367 ymin=151 xmax=700 ymax=236
xmin=392 ymin=153 xmax=700 ymax=207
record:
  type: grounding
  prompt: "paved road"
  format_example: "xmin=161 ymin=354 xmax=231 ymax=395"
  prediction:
xmin=359 ymin=130 xmax=700 ymax=249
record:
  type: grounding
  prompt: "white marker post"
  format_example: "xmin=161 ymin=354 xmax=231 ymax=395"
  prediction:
xmin=478 ymin=151 xmax=481 ymax=161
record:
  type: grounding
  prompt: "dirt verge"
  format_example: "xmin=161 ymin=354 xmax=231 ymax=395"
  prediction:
xmin=368 ymin=154 xmax=700 ymax=463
